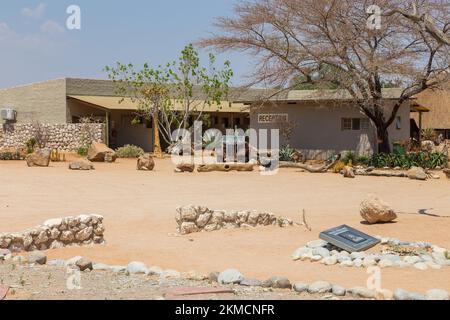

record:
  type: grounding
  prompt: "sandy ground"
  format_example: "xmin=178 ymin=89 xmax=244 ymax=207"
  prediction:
xmin=0 ymin=156 xmax=449 ymax=294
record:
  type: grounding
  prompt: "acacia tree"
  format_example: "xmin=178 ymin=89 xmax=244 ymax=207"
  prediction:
xmin=200 ymin=0 xmax=450 ymax=153
xmin=104 ymin=64 xmax=170 ymax=157
xmin=105 ymin=44 xmax=233 ymax=155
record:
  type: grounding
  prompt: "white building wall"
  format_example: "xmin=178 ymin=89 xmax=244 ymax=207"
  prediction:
xmin=250 ymin=101 xmax=411 ymax=159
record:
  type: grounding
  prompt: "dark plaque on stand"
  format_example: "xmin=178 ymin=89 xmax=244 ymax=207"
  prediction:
xmin=319 ymin=225 xmax=380 ymax=252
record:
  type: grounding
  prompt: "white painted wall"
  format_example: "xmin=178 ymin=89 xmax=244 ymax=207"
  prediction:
xmin=250 ymin=100 xmax=411 ymax=159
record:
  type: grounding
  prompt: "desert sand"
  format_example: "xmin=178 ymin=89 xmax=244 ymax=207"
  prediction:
xmin=0 ymin=156 xmax=449 ymax=293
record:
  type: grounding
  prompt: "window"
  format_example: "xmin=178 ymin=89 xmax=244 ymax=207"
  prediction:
xmin=361 ymin=118 xmax=370 ymax=130
xmin=352 ymin=118 xmax=361 ymax=130
xmin=222 ymin=117 xmax=229 ymax=127
xmin=396 ymin=116 xmax=401 ymax=130
xmin=342 ymin=117 xmax=370 ymax=131
xmin=341 ymin=118 xmax=352 ymax=130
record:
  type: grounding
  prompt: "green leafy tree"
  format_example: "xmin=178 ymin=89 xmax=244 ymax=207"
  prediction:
xmin=105 ymin=44 xmax=233 ymax=154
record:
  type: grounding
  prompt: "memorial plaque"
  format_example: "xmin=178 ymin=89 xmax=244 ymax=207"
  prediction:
xmin=319 ymin=225 xmax=380 ymax=252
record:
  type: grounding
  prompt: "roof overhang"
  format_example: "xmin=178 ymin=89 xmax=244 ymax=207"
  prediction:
xmin=67 ymin=95 xmax=249 ymax=113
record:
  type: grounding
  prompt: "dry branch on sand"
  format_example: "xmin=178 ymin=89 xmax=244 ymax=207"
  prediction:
xmin=289 ymin=155 xmax=341 ymax=173
xmin=294 ymin=210 xmax=312 ymax=231
xmin=197 ymin=163 xmax=255 ymax=172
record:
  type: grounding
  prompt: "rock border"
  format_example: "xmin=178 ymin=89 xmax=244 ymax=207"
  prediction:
xmin=2 ymin=254 xmax=448 ymax=300
xmin=0 ymin=214 xmax=105 ymax=253
xmin=176 ymin=205 xmax=294 ymax=235
xmin=291 ymin=237 xmax=450 ymax=270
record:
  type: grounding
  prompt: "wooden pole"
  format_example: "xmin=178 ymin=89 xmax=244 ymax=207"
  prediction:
xmin=418 ymin=112 xmax=423 ymax=143
xmin=105 ymin=111 xmax=110 ymax=146
xmin=153 ymin=115 xmax=163 ymax=158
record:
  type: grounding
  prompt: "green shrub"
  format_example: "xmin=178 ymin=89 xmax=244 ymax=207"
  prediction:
xmin=77 ymin=146 xmax=89 ymax=156
xmin=370 ymin=152 xmax=447 ymax=169
xmin=279 ymin=145 xmax=296 ymax=161
xmin=0 ymin=152 xmax=23 ymax=160
xmin=26 ymin=137 xmax=37 ymax=154
xmin=342 ymin=151 xmax=356 ymax=165
xmin=421 ymin=128 xmax=436 ymax=141
xmin=116 ymin=144 xmax=145 ymax=158
xmin=355 ymin=155 xmax=370 ymax=166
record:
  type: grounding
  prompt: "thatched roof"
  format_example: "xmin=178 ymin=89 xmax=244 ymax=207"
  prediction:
xmin=411 ymin=84 xmax=450 ymax=129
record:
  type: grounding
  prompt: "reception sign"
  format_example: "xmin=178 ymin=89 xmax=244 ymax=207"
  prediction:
xmin=257 ymin=113 xmax=288 ymax=124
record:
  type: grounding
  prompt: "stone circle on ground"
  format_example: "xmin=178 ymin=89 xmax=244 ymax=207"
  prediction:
xmin=292 ymin=236 xmax=450 ymax=270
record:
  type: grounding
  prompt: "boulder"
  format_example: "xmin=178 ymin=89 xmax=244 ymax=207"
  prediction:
xmin=75 ymin=227 xmax=93 ymax=242
xmin=28 ymin=251 xmax=47 ymax=265
xmin=443 ymin=169 xmax=450 ymax=179
xmin=87 ymin=142 xmax=117 ymax=162
xmin=26 ymin=148 xmax=51 ymax=167
xmin=69 ymin=160 xmax=94 ymax=170
xmin=218 ymin=269 xmax=244 ymax=284
xmin=407 ymin=166 xmax=427 ymax=181
xmin=127 ymin=261 xmax=149 ymax=275
xmin=65 ymin=256 xmax=82 ymax=267
xmin=347 ymin=287 xmax=376 ymax=299
xmin=293 ymin=282 xmax=309 ymax=293
xmin=394 ymin=288 xmax=412 ymax=300
xmin=360 ymin=194 xmax=397 ymax=224
xmin=240 ymin=278 xmax=263 ymax=287
xmin=425 ymin=289 xmax=449 ymax=300
xmin=160 ymin=269 xmax=181 ymax=279
xmin=76 ymin=258 xmax=93 ymax=271
xmin=178 ymin=222 xmax=199 ymax=235
xmin=0 ymin=249 xmax=11 ymax=261
xmin=308 ymin=281 xmax=332 ymax=294
xmin=262 ymin=276 xmax=292 ymax=289
xmin=306 ymin=239 xmax=328 ymax=248
xmin=175 ymin=163 xmax=195 ymax=173
xmin=92 ymin=263 xmax=110 ymax=271
xmin=147 ymin=266 xmax=162 ymax=276
xmin=137 ymin=154 xmax=155 ymax=171
xmin=342 ymin=166 xmax=355 ymax=178
xmin=332 ymin=285 xmax=346 ymax=296
xmin=208 ymin=272 xmax=220 ymax=282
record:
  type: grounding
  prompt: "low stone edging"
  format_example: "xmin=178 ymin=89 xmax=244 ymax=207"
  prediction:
xmin=1 ymin=251 xmax=448 ymax=300
xmin=292 ymin=237 xmax=450 ymax=270
xmin=0 ymin=214 xmax=105 ymax=253
xmin=175 ymin=205 xmax=293 ymax=235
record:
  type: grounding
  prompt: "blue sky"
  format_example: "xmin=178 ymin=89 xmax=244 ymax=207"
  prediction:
xmin=0 ymin=1 xmax=253 ymax=88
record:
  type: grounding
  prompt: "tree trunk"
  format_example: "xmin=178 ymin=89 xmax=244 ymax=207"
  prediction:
xmin=376 ymin=123 xmax=391 ymax=154
xmin=153 ymin=115 xmax=163 ymax=158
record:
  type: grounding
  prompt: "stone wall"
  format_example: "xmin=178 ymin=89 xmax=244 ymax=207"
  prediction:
xmin=0 ymin=214 xmax=105 ymax=253
xmin=0 ymin=123 xmax=104 ymax=152
xmin=176 ymin=205 xmax=293 ymax=235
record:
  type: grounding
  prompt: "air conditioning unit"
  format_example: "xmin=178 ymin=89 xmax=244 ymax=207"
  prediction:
xmin=1 ymin=108 xmax=16 ymax=121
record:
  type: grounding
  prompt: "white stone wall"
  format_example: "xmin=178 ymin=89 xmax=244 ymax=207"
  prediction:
xmin=0 ymin=123 xmax=104 ymax=151
xmin=0 ymin=214 xmax=105 ymax=253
